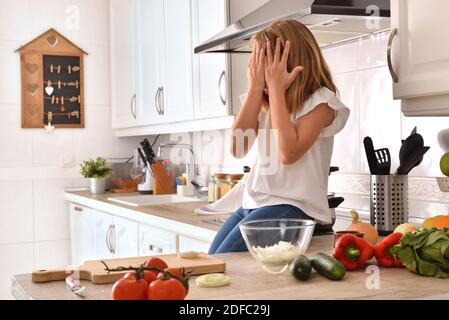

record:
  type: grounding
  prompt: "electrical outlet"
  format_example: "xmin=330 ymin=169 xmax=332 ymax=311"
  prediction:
xmin=60 ymin=155 xmax=75 ymax=168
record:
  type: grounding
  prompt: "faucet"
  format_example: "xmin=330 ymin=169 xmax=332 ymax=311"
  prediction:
xmin=157 ymin=143 xmax=199 ymax=180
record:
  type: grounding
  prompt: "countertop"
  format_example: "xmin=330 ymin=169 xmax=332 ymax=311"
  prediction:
xmin=11 ymin=235 xmax=449 ymax=300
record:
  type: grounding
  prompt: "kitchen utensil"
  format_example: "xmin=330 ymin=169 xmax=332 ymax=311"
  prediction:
xmin=140 ymin=139 xmax=156 ymax=165
xmin=32 ymin=254 xmax=226 ymax=284
xmin=370 ymin=175 xmax=409 ymax=235
xmin=363 ymin=137 xmax=391 ymax=175
xmin=437 ymin=177 xmax=449 ymax=192
xmin=396 ymin=131 xmax=425 ymax=175
xmin=239 ymin=219 xmax=315 ymax=274
xmin=400 ymin=147 xmax=430 ymax=175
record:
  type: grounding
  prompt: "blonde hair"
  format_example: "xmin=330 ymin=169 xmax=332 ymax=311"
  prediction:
xmin=253 ymin=19 xmax=337 ymax=114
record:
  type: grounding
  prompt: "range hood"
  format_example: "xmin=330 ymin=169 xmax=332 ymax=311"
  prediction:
xmin=195 ymin=0 xmax=391 ymax=54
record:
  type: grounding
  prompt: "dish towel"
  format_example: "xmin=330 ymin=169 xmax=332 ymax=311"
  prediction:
xmin=194 ymin=177 xmax=246 ymax=216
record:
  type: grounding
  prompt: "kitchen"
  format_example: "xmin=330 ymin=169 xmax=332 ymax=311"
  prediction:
xmin=2 ymin=0 xmax=449 ymax=303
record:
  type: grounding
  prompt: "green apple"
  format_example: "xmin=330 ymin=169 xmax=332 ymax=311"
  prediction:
xmin=441 ymin=152 xmax=449 ymax=177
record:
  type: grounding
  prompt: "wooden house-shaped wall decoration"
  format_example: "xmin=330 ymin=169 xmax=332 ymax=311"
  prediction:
xmin=16 ymin=28 xmax=87 ymax=129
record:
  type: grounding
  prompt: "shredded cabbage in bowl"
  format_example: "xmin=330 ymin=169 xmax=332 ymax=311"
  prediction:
xmin=252 ymin=241 xmax=303 ymax=265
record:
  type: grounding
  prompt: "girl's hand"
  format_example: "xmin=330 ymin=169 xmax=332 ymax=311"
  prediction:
xmin=247 ymin=40 xmax=266 ymax=94
xmin=265 ymin=38 xmax=304 ymax=94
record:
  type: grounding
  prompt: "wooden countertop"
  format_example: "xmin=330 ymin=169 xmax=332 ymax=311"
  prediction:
xmin=11 ymin=236 xmax=449 ymax=300
xmin=65 ymin=191 xmax=228 ymax=233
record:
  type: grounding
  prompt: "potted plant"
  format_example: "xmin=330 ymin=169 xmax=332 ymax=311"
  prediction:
xmin=80 ymin=157 xmax=111 ymax=195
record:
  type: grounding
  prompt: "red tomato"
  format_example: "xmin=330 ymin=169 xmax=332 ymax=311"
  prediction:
xmin=157 ymin=268 xmax=189 ymax=297
xmin=147 ymin=278 xmax=186 ymax=300
xmin=124 ymin=270 xmax=157 ymax=285
xmin=112 ymin=276 xmax=148 ymax=300
xmin=144 ymin=257 xmax=168 ymax=275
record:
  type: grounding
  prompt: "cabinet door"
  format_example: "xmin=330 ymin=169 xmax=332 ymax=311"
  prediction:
xmin=135 ymin=0 xmax=167 ymax=125
xmin=192 ymin=0 xmax=230 ymax=119
xmin=113 ymin=216 xmax=139 ymax=258
xmin=178 ymin=235 xmax=211 ymax=253
xmin=69 ymin=204 xmax=92 ymax=265
xmin=139 ymin=224 xmax=177 ymax=256
xmin=161 ymin=0 xmax=194 ymax=123
xmin=391 ymin=0 xmax=449 ymax=99
xmin=89 ymin=210 xmax=115 ymax=260
xmin=110 ymin=0 xmax=138 ymax=129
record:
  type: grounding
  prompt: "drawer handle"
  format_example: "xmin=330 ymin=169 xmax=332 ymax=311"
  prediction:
xmin=74 ymin=206 xmax=83 ymax=212
xmin=149 ymin=245 xmax=163 ymax=254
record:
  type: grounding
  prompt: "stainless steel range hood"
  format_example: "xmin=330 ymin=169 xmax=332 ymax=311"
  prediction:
xmin=195 ymin=0 xmax=391 ymax=54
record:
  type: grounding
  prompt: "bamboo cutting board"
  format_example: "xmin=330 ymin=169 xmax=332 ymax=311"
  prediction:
xmin=32 ymin=254 xmax=226 ymax=284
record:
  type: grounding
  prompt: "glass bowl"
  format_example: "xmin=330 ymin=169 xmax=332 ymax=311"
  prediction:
xmin=239 ymin=219 xmax=316 ymax=274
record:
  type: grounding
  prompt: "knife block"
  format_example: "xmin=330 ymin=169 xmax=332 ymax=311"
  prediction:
xmin=150 ymin=161 xmax=175 ymax=195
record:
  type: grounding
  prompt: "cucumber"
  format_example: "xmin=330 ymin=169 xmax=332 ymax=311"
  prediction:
xmin=310 ymin=252 xmax=346 ymax=281
xmin=290 ymin=255 xmax=312 ymax=281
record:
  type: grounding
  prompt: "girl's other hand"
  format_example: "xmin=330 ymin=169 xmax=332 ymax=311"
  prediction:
xmin=265 ymin=38 xmax=304 ymax=94
xmin=247 ymin=40 xmax=266 ymax=94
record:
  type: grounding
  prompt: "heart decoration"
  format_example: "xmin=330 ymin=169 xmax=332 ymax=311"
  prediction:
xmin=45 ymin=35 xmax=58 ymax=48
xmin=26 ymin=63 xmax=38 ymax=74
xmin=27 ymin=83 xmax=39 ymax=96
xmin=45 ymin=86 xmax=54 ymax=96
xmin=26 ymin=104 xmax=39 ymax=115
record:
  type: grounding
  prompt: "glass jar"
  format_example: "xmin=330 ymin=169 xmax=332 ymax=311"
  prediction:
xmin=208 ymin=176 xmax=216 ymax=203
xmin=228 ymin=174 xmax=244 ymax=189
xmin=214 ymin=174 xmax=230 ymax=201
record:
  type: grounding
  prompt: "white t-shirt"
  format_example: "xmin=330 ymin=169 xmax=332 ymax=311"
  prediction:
xmin=241 ymin=87 xmax=350 ymax=223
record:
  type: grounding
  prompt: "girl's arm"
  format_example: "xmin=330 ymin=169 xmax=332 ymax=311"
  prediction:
xmin=230 ymin=41 xmax=265 ymax=159
xmin=265 ymin=38 xmax=335 ymax=165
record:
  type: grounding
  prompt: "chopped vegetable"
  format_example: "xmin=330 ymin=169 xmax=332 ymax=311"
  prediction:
xmin=196 ymin=273 xmax=231 ymax=288
xmin=374 ymin=232 xmax=404 ymax=268
xmin=178 ymin=251 xmax=200 ymax=259
xmin=333 ymin=233 xmax=374 ymax=271
xmin=252 ymin=241 xmax=303 ymax=265
xmin=392 ymin=227 xmax=449 ymax=278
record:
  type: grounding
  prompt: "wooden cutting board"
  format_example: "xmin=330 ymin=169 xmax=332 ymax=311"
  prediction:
xmin=32 ymin=254 xmax=226 ymax=284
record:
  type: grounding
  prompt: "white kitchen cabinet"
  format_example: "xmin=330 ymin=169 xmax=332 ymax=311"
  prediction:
xmin=178 ymin=235 xmax=211 ymax=253
xmin=88 ymin=209 xmax=115 ymax=261
xmin=113 ymin=216 xmax=139 ymax=258
xmin=69 ymin=203 xmax=92 ymax=265
xmin=390 ymin=0 xmax=449 ymax=116
xmin=191 ymin=0 xmax=230 ymax=120
xmin=139 ymin=223 xmax=178 ymax=256
xmin=110 ymin=0 xmax=139 ymax=129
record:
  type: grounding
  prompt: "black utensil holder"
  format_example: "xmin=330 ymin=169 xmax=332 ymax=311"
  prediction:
xmin=370 ymin=175 xmax=409 ymax=236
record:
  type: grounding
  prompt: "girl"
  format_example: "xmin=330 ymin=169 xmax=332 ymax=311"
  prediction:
xmin=209 ymin=20 xmax=350 ymax=254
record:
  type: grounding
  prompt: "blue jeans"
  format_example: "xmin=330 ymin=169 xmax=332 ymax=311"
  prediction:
xmin=208 ymin=205 xmax=311 ymax=254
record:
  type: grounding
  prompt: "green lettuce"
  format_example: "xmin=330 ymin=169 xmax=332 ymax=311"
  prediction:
xmin=393 ymin=228 xmax=449 ymax=278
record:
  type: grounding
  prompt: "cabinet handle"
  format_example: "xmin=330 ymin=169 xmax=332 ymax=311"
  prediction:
xmin=74 ymin=206 xmax=83 ymax=212
xmin=387 ymin=28 xmax=399 ymax=83
xmin=106 ymin=225 xmax=112 ymax=253
xmin=130 ymin=94 xmax=137 ymax=119
xmin=218 ymin=70 xmax=227 ymax=106
xmin=159 ymin=87 xmax=165 ymax=116
xmin=149 ymin=244 xmax=163 ymax=254
xmin=155 ymin=87 xmax=162 ymax=116
xmin=110 ymin=224 xmax=116 ymax=255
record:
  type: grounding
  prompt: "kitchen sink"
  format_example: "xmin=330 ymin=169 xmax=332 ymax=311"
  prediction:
xmin=107 ymin=195 xmax=201 ymax=207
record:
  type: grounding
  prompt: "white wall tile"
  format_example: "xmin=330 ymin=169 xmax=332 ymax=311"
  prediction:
xmin=0 ymin=41 xmax=21 ymax=105
xmin=32 ymin=129 xmax=74 ymax=167
xmin=322 ymin=41 xmax=359 ymax=75
xmin=69 ymin=0 xmax=110 ymax=47
xmin=359 ymin=66 xmax=402 ymax=174
xmin=332 ymin=72 xmax=360 ymax=173
xmin=402 ymin=117 xmax=449 ymax=177
xmin=34 ymin=179 xmax=72 ymax=242
xmin=29 ymin=0 xmax=71 ymax=38
xmin=0 ymin=180 xmax=34 ymax=244
xmin=34 ymin=240 xmax=70 ymax=270
xmin=358 ymin=32 xmax=389 ymax=70
xmin=83 ymin=45 xmax=111 ymax=106
xmin=0 ymin=106 xmax=33 ymax=167
xmin=73 ymin=106 xmax=110 ymax=163
xmin=109 ymin=136 xmax=143 ymax=159
xmin=0 ymin=243 xmax=34 ymax=300
xmin=0 ymin=0 xmax=30 ymax=41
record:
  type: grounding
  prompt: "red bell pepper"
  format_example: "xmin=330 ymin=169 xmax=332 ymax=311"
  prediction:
xmin=333 ymin=234 xmax=374 ymax=271
xmin=374 ymin=232 xmax=404 ymax=268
